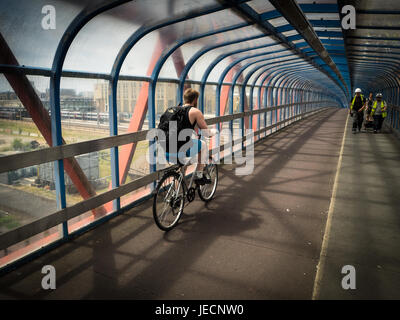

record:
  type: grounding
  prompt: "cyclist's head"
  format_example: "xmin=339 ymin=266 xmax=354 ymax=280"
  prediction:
xmin=183 ymin=88 xmax=199 ymax=108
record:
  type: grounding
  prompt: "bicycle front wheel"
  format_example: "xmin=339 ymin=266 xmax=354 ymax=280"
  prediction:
xmin=153 ymin=171 xmax=185 ymax=231
xmin=198 ymin=160 xmax=218 ymax=202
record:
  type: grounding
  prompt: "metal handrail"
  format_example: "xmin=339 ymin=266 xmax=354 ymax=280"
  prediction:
xmin=0 ymin=101 xmax=329 ymax=173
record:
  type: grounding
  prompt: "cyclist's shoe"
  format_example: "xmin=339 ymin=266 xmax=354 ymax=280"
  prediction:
xmin=194 ymin=172 xmax=211 ymax=185
xmin=195 ymin=176 xmax=211 ymax=185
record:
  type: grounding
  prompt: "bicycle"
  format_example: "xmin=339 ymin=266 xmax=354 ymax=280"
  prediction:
xmin=152 ymin=148 xmax=218 ymax=231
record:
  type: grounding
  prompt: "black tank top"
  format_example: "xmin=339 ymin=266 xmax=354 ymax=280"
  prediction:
xmin=181 ymin=105 xmax=196 ymax=130
xmin=175 ymin=105 xmax=196 ymax=150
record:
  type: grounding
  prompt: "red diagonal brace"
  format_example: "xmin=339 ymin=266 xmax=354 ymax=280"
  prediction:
xmin=220 ymin=63 xmax=249 ymax=128
xmin=0 ymin=33 xmax=106 ymax=217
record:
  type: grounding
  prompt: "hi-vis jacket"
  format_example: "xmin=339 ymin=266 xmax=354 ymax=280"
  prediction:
xmin=371 ymin=100 xmax=388 ymax=118
xmin=350 ymin=94 xmax=365 ymax=111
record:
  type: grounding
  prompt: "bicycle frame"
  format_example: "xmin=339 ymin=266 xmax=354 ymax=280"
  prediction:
xmin=174 ymin=162 xmax=200 ymax=199
xmin=161 ymin=134 xmax=212 ymax=201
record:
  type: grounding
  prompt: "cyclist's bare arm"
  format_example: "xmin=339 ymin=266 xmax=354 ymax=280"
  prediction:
xmin=189 ymin=108 xmax=217 ymax=137
xmin=189 ymin=108 xmax=208 ymax=130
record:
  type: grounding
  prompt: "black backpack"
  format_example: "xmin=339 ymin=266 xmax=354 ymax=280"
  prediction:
xmin=158 ymin=105 xmax=191 ymax=151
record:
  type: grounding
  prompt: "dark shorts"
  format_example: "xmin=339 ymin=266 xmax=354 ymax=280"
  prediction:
xmin=166 ymin=139 xmax=203 ymax=163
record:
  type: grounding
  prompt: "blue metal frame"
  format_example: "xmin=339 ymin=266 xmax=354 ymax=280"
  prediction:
xmin=228 ymin=58 xmax=304 ymax=127
xmin=268 ymin=70 xmax=313 ymax=127
xmin=109 ymin=2 xmax=236 ymax=190
xmin=148 ymin=21 xmax=251 ymax=112
xmin=233 ymin=58 xmax=305 ymax=143
xmin=3 ymin=0 xmax=374 ymax=273
xmin=177 ymin=33 xmax=271 ymax=103
xmin=257 ymin=66 xmax=314 ymax=133
xmin=267 ymin=68 xmax=320 ymax=123
xmin=211 ymin=1 xmax=346 ymax=101
xmin=50 ymin=0 xmax=132 ymax=237
xmin=232 ymin=61 xmax=309 ymax=136
xmin=233 ymin=59 xmax=306 ymax=127
xmin=200 ymin=42 xmax=286 ymax=115
xmin=200 ymin=46 xmax=288 ymax=111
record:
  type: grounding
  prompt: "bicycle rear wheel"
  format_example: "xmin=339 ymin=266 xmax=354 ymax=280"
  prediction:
xmin=153 ymin=171 xmax=185 ymax=231
xmin=198 ymin=159 xmax=218 ymax=202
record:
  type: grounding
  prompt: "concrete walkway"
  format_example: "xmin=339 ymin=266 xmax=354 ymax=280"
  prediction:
xmin=314 ymin=115 xmax=400 ymax=299
xmin=2 ymin=107 xmax=390 ymax=300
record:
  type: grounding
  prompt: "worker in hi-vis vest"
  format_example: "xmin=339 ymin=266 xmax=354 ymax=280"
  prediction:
xmin=370 ymin=93 xmax=387 ymax=134
xmin=350 ymin=88 xmax=367 ymax=134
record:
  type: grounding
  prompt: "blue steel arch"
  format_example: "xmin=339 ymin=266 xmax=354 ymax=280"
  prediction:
xmin=264 ymin=68 xmax=318 ymax=119
xmin=281 ymin=76 xmax=304 ymax=106
xmin=221 ymin=58 xmax=306 ymax=119
xmin=266 ymin=63 xmax=338 ymax=94
xmin=243 ymin=67 xmax=315 ymax=132
xmin=259 ymin=65 xmax=316 ymax=103
xmin=177 ymin=21 xmax=346 ymax=105
xmin=355 ymin=67 xmax=400 ymax=87
xmin=349 ymin=57 xmax=400 ymax=68
xmin=280 ymin=77 xmax=323 ymax=115
xmin=274 ymin=71 xmax=322 ymax=105
xmin=233 ymin=59 xmax=308 ymax=134
xmin=229 ymin=58 xmax=307 ymax=120
xmin=148 ymin=21 xmax=251 ymax=114
xmin=177 ymin=33 xmax=272 ymax=103
xmin=279 ymin=76 xmax=303 ymax=119
xmin=267 ymin=70 xmax=318 ymax=124
xmin=274 ymin=73 xmax=326 ymax=109
xmin=225 ymin=60 xmax=310 ymax=123
xmin=351 ymin=64 xmax=400 ymax=93
xmin=49 ymin=0 xmax=132 ymax=231
xmin=199 ymin=42 xmax=286 ymax=112
xmin=250 ymin=68 xmax=313 ymax=106
xmin=197 ymin=44 xmax=344 ymax=117
xmin=291 ymin=78 xmax=313 ymax=108
xmin=206 ymin=47 xmax=295 ymax=116
xmin=350 ymin=62 xmax=400 ymax=77
xmin=258 ymin=67 xmax=311 ymax=111
xmin=268 ymin=73 xmax=317 ymax=132
xmin=236 ymin=60 xmax=309 ymax=115
xmin=200 ymin=48 xmax=292 ymax=111
xmin=269 ymin=68 xmax=337 ymax=100
xmin=256 ymin=66 xmax=317 ymax=131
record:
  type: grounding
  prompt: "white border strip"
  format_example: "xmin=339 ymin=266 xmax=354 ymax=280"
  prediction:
xmin=312 ymin=112 xmax=349 ymax=300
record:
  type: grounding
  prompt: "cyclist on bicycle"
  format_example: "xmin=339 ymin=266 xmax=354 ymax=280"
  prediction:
xmin=154 ymin=89 xmax=219 ymax=231
xmin=173 ymin=88 xmax=217 ymax=185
